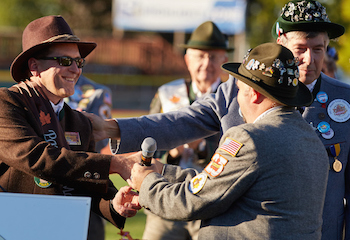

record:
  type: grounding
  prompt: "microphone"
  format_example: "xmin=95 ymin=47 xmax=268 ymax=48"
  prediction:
xmin=141 ymin=137 xmax=157 ymax=166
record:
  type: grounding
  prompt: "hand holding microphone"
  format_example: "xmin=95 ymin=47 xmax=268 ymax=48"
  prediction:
xmin=141 ymin=137 xmax=157 ymax=166
xmin=127 ymin=137 xmax=158 ymax=190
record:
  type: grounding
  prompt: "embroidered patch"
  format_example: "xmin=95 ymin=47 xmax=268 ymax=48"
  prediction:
xmin=189 ymin=173 xmax=207 ymax=194
xmin=219 ymin=137 xmax=243 ymax=157
xmin=169 ymin=95 xmax=180 ymax=103
xmin=65 ymin=132 xmax=82 ymax=145
xmin=204 ymin=153 xmax=228 ymax=177
xmin=39 ymin=110 xmax=51 ymax=126
xmin=99 ymin=104 xmax=111 ymax=119
xmin=34 ymin=177 xmax=52 ymax=188
xmin=104 ymin=92 xmax=112 ymax=105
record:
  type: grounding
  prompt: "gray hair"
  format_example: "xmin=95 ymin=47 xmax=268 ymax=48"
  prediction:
xmin=278 ymin=31 xmax=330 ymax=48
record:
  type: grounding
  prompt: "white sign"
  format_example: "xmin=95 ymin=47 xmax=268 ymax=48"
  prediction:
xmin=113 ymin=0 xmax=247 ymax=34
xmin=0 ymin=192 xmax=91 ymax=240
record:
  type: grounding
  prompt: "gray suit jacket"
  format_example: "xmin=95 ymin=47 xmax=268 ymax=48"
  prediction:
xmin=302 ymin=74 xmax=350 ymax=240
xmin=138 ymin=108 xmax=328 ymax=239
xmin=114 ymin=73 xmax=350 ymax=239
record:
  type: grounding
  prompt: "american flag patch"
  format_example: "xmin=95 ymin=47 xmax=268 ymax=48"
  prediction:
xmin=219 ymin=137 xmax=243 ymax=157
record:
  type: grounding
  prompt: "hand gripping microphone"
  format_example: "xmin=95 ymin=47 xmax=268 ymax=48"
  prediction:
xmin=141 ymin=137 xmax=157 ymax=166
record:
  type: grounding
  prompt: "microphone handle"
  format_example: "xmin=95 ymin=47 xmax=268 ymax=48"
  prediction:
xmin=141 ymin=155 xmax=152 ymax=166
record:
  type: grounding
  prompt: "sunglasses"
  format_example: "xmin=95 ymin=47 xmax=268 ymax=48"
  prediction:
xmin=40 ymin=56 xmax=85 ymax=68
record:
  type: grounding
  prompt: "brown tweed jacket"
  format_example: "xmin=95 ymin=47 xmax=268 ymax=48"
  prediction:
xmin=0 ymin=82 xmax=125 ymax=228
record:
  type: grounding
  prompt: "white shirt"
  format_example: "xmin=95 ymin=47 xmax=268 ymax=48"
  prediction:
xmin=191 ymin=77 xmax=221 ymax=99
xmin=50 ymin=99 xmax=64 ymax=116
xmin=306 ymin=79 xmax=317 ymax=93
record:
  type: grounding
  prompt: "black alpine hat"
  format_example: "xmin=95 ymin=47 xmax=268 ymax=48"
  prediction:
xmin=271 ymin=0 xmax=345 ymax=39
xmin=222 ymin=42 xmax=313 ymax=107
xmin=180 ymin=21 xmax=234 ymax=52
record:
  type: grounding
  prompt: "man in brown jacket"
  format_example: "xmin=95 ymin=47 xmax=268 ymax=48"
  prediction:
xmin=0 ymin=15 xmax=140 ymax=234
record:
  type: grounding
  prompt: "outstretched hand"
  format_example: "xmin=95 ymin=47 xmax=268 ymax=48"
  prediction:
xmin=82 ymin=111 xmax=120 ymax=141
xmin=112 ymin=186 xmax=141 ymax=218
xmin=110 ymin=152 xmax=142 ymax=180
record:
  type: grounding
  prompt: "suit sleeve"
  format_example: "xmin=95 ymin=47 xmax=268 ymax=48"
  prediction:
xmin=344 ymin=151 xmax=350 ymax=238
xmin=112 ymin=78 xmax=238 ymax=154
xmin=91 ymin=181 xmax=126 ymax=229
xmin=138 ymin=127 xmax=259 ymax=221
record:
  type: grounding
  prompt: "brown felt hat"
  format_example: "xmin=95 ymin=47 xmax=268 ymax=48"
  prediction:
xmin=222 ymin=43 xmax=313 ymax=107
xmin=10 ymin=15 xmax=97 ymax=82
xmin=180 ymin=21 xmax=234 ymax=52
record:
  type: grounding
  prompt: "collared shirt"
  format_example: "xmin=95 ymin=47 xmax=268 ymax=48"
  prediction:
xmin=192 ymin=77 xmax=221 ymax=99
xmin=306 ymin=79 xmax=317 ymax=93
xmin=50 ymin=99 xmax=64 ymax=116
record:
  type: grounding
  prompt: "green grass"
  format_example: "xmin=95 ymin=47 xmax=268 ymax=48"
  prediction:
xmin=105 ymin=174 xmax=147 ymax=240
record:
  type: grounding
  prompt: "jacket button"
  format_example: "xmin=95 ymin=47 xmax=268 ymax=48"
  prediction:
xmin=84 ymin=171 xmax=92 ymax=178
xmin=93 ymin=173 xmax=101 ymax=179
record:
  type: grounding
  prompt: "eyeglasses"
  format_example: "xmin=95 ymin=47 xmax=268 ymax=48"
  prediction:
xmin=40 ymin=56 xmax=85 ymax=68
xmin=188 ymin=53 xmax=226 ymax=64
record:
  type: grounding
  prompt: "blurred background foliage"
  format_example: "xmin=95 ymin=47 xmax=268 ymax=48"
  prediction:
xmin=0 ymin=0 xmax=348 ymax=72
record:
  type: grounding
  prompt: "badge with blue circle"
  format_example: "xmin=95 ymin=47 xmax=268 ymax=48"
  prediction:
xmin=34 ymin=177 xmax=52 ymax=188
xmin=317 ymin=121 xmax=330 ymax=133
xmin=316 ymin=91 xmax=328 ymax=103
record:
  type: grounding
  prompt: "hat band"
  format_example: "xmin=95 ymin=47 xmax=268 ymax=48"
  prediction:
xmin=238 ymin=65 xmax=298 ymax=98
xmin=42 ymin=34 xmax=80 ymax=43
xmin=186 ymin=40 xmax=227 ymax=48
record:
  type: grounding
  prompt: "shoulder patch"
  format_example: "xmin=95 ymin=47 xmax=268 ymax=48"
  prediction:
xmin=103 ymin=92 xmax=112 ymax=106
xmin=219 ymin=137 xmax=243 ymax=157
xmin=189 ymin=173 xmax=207 ymax=194
xmin=204 ymin=153 xmax=228 ymax=177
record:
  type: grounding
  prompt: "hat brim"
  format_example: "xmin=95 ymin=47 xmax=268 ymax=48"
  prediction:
xmin=222 ymin=62 xmax=313 ymax=107
xmin=179 ymin=44 xmax=234 ymax=52
xmin=272 ymin=20 xmax=345 ymax=39
xmin=10 ymin=41 xmax=96 ymax=82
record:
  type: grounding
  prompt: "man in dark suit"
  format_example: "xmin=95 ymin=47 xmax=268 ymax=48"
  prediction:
xmin=0 ymin=15 xmax=141 ymax=233
xmin=272 ymin=1 xmax=348 ymax=239
xmin=127 ymin=43 xmax=329 ymax=239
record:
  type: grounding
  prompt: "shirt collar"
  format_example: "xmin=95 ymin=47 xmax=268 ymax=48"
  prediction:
xmin=253 ymin=106 xmax=284 ymax=123
xmin=50 ymin=99 xmax=64 ymax=116
xmin=191 ymin=77 xmax=221 ymax=99
xmin=306 ymin=79 xmax=317 ymax=92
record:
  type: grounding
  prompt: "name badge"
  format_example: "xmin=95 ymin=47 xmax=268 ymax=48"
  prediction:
xmin=65 ymin=132 xmax=81 ymax=145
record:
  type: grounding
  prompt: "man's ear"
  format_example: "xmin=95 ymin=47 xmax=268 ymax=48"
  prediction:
xmin=251 ymin=88 xmax=263 ymax=104
xmin=276 ymin=37 xmax=282 ymax=45
xmin=28 ymin=58 xmax=39 ymax=77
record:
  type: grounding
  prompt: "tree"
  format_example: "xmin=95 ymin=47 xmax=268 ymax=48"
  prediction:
xmin=0 ymin=0 xmax=112 ymax=32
